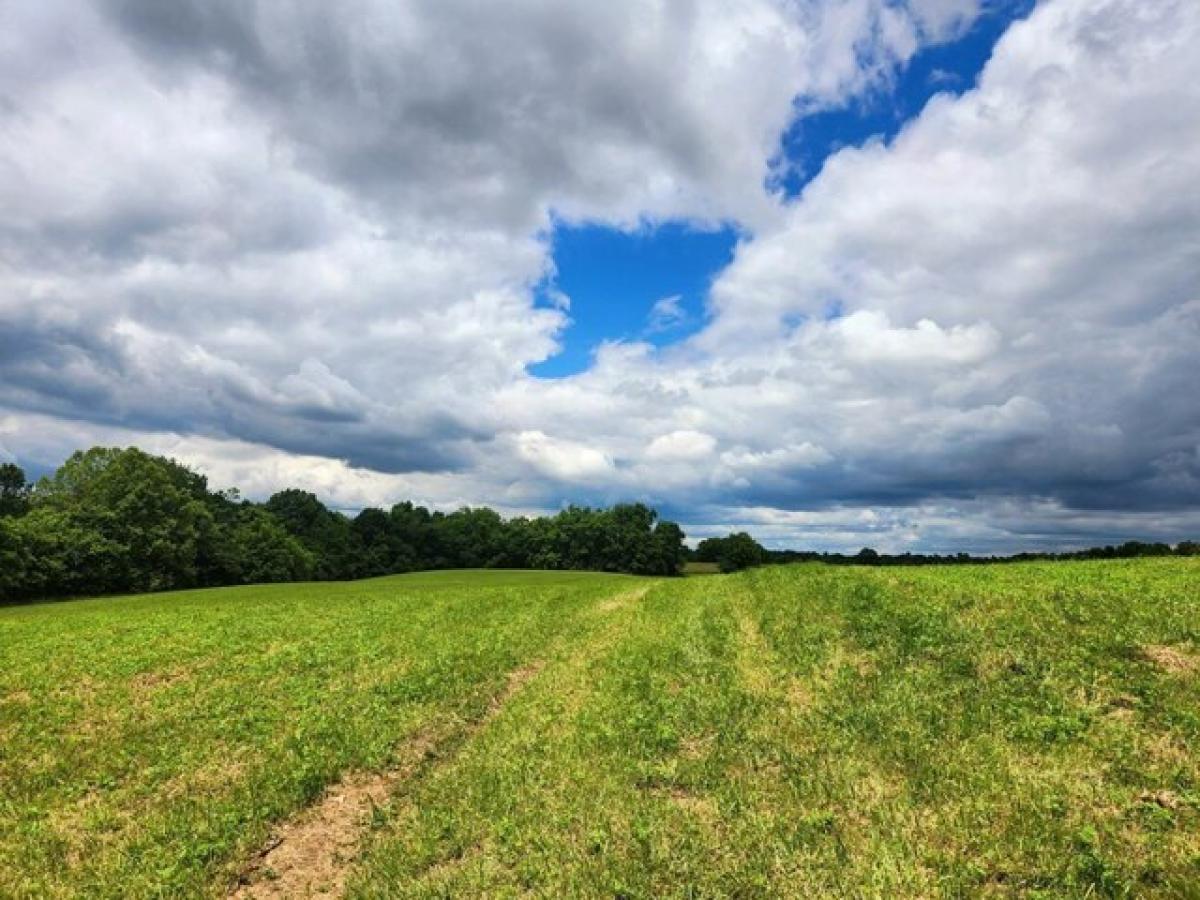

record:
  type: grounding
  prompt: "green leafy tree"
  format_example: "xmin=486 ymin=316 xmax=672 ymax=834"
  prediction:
xmin=0 ymin=463 xmax=31 ymax=518
xmin=34 ymin=448 xmax=214 ymax=593
xmin=434 ymin=507 xmax=506 ymax=568
xmin=265 ymin=489 xmax=361 ymax=580
xmin=353 ymin=507 xmax=400 ymax=576
xmin=696 ymin=532 xmax=765 ymax=572
xmin=0 ymin=507 xmax=124 ymax=599
xmin=650 ymin=520 xmax=687 ymax=575
xmin=718 ymin=532 xmax=765 ymax=572
xmin=387 ymin=501 xmax=435 ymax=572
xmin=225 ymin=507 xmax=315 ymax=583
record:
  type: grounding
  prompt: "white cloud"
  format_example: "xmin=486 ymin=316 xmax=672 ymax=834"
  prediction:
xmin=646 ymin=430 xmax=717 ymax=461
xmin=826 ymin=311 xmax=1001 ymax=365
xmin=646 ymin=295 xmax=687 ymax=334
xmin=514 ymin=431 xmax=614 ymax=483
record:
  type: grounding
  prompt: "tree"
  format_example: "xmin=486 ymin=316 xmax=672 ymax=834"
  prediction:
xmin=695 ymin=532 xmax=765 ymax=572
xmin=33 ymin=447 xmax=214 ymax=593
xmin=0 ymin=517 xmax=31 ymax=599
xmin=649 ymin=520 xmax=686 ymax=575
xmin=694 ymin=537 xmax=724 ymax=564
xmin=607 ymin=503 xmax=657 ymax=573
xmin=0 ymin=463 xmax=30 ymax=518
xmin=265 ymin=489 xmax=361 ymax=580
xmin=434 ymin=507 xmax=506 ymax=568
xmin=388 ymin=501 xmax=435 ymax=572
xmin=717 ymin=532 xmax=765 ymax=572
xmin=2 ymin=444 xmax=700 ymax=604
xmin=352 ymin=507 xmax=397 ymax=576
xmin=225 ymin=507 xmax=315 ymax=583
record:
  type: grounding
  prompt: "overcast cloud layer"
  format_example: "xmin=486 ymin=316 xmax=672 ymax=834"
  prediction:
xmin=2 ymin=0 xmax=1198 ymax=552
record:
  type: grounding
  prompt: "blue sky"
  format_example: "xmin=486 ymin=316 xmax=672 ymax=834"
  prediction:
xmin=532 ymin=0 xmax=1037 ymax=380
xmin=530 ymin=222 xmax=740 ymax=377
xmin=773 ymin=0 xmax=1037 ymax=198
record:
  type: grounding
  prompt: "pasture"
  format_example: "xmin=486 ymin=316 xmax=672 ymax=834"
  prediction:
xmin=2 ymin=561 xmax=1198 ymax=897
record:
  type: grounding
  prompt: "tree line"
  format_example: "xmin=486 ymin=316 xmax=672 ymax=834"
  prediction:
xmin=2 ymin=447 xmax=1195 ymax=603
xmin=756 ymin=542 xmax=1200 ymax=566
xmin=689 ymin=532 xmax=1200 ymax=572
xmin=0 ymin=448 xmax=686 ymax=604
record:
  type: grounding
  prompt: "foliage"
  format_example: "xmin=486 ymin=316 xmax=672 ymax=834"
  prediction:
xmin=695 ymin=531 xmax=766 ymax=572
xmin=760 ymin=539 xmax=1195 ymax=566
xmin=31 ymin=447 xmax=215 ymax=594
xmin=5 ymin=443 xmax=1193 ymax=604
xmin=0 ymin=462 xmax=30 ymax=518
xmin=207 ymin=505 xmax=316 ymax=585
xmin=265 ymin=489 xmax=362 ymax=581
xmin=0 ymin=447 xmax=686 ymax=603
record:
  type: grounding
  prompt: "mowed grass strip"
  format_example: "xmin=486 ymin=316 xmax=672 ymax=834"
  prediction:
xmin=0 ymin=570 xmax=646 ymax=898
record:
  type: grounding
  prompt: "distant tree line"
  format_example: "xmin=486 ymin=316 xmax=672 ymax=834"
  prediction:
xmin=0 ymin=448 xmax=686 ymax=604
xmin=758 ymin=541 xmax=1200 ymax=566
xmin=689 ymin=532 xmax=1199 ymax=573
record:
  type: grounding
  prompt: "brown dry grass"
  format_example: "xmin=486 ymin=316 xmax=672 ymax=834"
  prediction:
xmin=1140 ymin=643 xmax=1198 ymax=675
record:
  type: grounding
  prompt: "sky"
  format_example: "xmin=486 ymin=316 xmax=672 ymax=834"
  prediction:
xmin=1 ymin=0 xmax=1198 ymax=553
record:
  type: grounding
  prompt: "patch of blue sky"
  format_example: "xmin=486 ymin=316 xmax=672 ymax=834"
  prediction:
xmin=529 ymin=220 xmax=739 ymax=378
xmin=770 ymin=0 xmax=1036 ymax=197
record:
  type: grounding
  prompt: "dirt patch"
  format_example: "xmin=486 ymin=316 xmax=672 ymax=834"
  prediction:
xmin=229 ymin=662 xmax=545 ymax=899
xmin=229 ymin=763 xmax=423 ymax=899
xmin=1140 ymin=644 xmax=1198 ymax=675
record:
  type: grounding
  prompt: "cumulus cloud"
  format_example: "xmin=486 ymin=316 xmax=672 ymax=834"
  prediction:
xmin=2 ymin=0 xmax=1198 ymax=551
xmin=646 ymin=430 xmax=718 ymax=462
xmin=514 ymin=430 xmax=614 ymax=483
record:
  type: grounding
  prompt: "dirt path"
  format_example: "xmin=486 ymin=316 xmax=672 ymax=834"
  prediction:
xmin=227 ymin=583 xmax=650 ymax=899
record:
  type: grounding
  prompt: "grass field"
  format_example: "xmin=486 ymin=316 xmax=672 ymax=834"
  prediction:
xmin=2 ymin=561 xmax=1198 ymax=897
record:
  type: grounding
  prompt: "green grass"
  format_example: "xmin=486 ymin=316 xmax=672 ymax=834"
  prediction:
xmin=3 ymin=561 xmax=1198 ymax=897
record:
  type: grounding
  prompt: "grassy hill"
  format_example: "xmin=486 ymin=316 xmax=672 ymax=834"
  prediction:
xmin=2 ymin=561 xmax=1198 ymax=897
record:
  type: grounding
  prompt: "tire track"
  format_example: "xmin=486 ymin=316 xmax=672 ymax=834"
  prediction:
xmin=228 ymin=582 xmax=650 ymax=899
